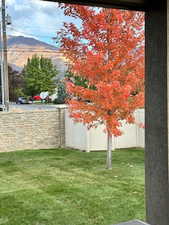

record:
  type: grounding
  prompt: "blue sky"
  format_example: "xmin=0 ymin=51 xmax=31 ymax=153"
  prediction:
xmin=6 ymin=0 xmax=80 ymax=46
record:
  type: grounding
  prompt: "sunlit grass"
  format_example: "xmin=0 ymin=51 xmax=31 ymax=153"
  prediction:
xmin=0 ymin=148 xmax=145 ymax=225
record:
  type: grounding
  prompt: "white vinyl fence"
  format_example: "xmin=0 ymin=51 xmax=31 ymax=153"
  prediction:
xmin=65 ymin=109 xmax=145 ymax=151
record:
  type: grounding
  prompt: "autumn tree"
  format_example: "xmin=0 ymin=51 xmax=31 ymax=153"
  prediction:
xmin=23 ymin=55 xmax=58 ymax=97
xmin=58 ymin=5 xmax=144 ymax=169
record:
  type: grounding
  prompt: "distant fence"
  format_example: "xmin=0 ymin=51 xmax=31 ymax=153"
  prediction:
xmin=65 ymin=109 xmax=145 ymax=151
xmin=0 ymin=106 xmax=66 ymax=152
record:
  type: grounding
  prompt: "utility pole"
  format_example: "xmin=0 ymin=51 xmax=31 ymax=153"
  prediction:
xmin=0 ymin=0 xmax=9 ymax=111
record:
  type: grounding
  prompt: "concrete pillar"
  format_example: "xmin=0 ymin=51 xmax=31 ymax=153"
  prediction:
xmin=145 ymin=1 xmax=169 ymax=225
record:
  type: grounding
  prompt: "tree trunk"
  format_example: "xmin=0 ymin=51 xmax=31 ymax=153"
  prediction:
xmin=106 ymin=132 xmax=113 ymax=169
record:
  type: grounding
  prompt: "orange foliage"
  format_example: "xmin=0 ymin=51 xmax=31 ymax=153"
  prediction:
xmin=58 ymin=5 xmax=144 ymax=136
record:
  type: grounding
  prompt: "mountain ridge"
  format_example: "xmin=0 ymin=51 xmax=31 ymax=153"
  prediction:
xmin=6 ymin=35 xmax=67 ymax=78
xmin=7 ymin=35 xmax=58 ymax=50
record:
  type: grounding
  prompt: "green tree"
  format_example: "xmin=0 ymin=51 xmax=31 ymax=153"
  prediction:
xmin=65 ymin=70 xmax=96 ymax=91
xmin=23 ymin=55 xmax=58 ymax=97
xmin=54 ymin=80 xmax=67 ymax=104
xmin=65 ymin=70 xmax=89 ymax=88
xmin=0 ymin=65 xmax=24 ymax=102
xmin=8 ymin=66 xmax=25 ymax=101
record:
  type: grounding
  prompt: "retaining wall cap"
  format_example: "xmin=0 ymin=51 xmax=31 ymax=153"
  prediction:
xmin=0 ymin=109 xmax=63 ymax=115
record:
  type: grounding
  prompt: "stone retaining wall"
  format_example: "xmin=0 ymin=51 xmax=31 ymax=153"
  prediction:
xmin=0 ymin=107 xmax=66 ymax=152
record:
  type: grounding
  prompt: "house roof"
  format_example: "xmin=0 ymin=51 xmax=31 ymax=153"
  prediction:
xmin=43 ymin=0 xmax=147 ymax=11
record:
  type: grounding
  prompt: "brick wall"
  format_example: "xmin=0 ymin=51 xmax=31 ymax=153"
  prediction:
xmin=0 ymin=107 xmax=66 ymax=152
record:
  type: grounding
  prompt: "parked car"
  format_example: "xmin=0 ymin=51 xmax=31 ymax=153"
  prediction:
xmin=16 ymin=97 xmax=29 ymax=104
xmin=33 ymin=95 xmax=41 ymax=101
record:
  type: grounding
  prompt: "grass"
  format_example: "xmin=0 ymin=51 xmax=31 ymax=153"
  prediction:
xmin=0 ymin=148 xmax=145 ymax=225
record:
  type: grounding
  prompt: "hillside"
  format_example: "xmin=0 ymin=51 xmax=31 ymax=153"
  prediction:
xmin=7 ymin=36 xmax=57 ymax=50
xmin=6 ymin=36 xmax=68 ymax=78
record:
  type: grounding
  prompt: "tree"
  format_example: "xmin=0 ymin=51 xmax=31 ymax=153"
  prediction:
xmin=65 ymin=70 xmax=89 ymax=88
xmin=0 ymin=65 xmax=24 ymax=102
xmin=58 ymin=5 xmax=144 ymax=169
xmin=54 ymin=79 xmax=68 ymax=104
xmin=8 ymin=66 xmax=24 ymax=101
xmin=23 ymin=55 xmax=58 ymax=97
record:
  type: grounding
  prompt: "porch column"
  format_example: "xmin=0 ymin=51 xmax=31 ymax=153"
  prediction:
xmin=145 ymin=1 xmax=169 ymax=225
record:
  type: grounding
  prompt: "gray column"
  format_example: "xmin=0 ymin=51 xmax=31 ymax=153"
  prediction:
xmin=145 ymin=1 xmax=169 ymax=225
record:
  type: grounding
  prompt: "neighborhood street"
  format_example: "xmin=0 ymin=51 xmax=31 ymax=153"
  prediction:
xmin=9 ymin=103 xmax=59 ymax=111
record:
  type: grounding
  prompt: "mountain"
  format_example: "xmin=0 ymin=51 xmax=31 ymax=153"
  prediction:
xmin=6 ymin=36 xmax=68 ymax=78
xmin=7 ymin=36 xmax=57 ymax=50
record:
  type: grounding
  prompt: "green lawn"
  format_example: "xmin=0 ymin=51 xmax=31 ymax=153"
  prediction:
xmin=0 ymin=148 xmax=145 ymax=225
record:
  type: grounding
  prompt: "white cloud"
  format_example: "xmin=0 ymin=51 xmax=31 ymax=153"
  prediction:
xmin=14 ymin=4 xmax=32 ymax=11
xmin=6 ymin=0 xmax=16 ymax=5
xmin=6 ymin=0 xmax=80 ymax=46
xmin=8 ymin=29 xmax=38 ymax=39
xmin=30 ymin=0 xmax=57 ymax=8
xmin=6 ymin=0 xmax=57 ymax=43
